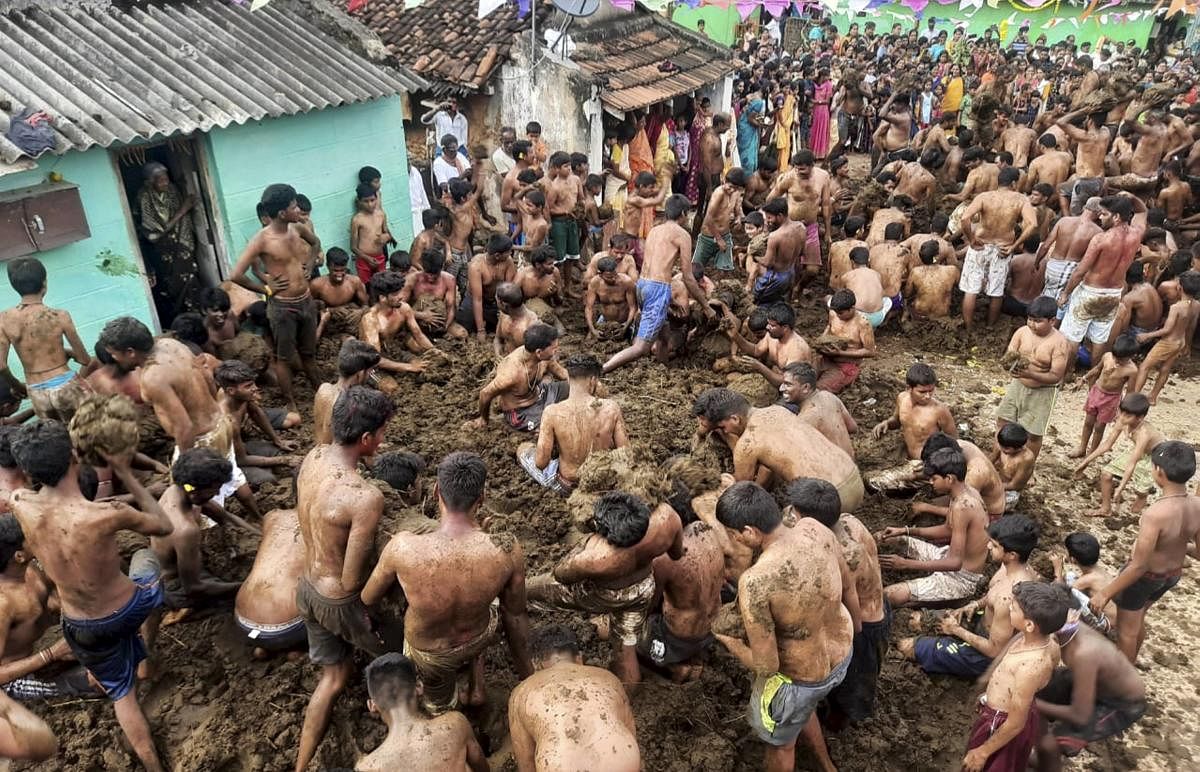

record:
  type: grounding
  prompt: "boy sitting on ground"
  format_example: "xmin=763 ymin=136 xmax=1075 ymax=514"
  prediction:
xmin=872 ymin=363 xmax=956 ymax=460
xmin=993 ymin=423 xmax=1036 ymax=512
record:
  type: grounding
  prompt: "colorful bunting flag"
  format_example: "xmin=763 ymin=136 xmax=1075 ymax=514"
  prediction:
xmin=901 ymin=0 xmax=930 ymax=13
xmin=736 ymin=0 xmax=758 ymax=19
xmin=478 ymin=0 xmax=505 ymax=19
xmin=762 ymin=0 xmax=790 ymax=15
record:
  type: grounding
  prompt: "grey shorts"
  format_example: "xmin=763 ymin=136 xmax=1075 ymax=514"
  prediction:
xmin=295 ymin=577 xmax=383 ymax=665
xmin=748 ymin=653 xmax=852 ymax=746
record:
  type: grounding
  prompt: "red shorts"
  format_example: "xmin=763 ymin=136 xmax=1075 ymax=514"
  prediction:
xmin=1084 ymin=384 xmax=1122 ymax=424
xmin=801 ymin=222 xmax=822 ymax=267
xmin=356 ymin=253 xmax=386 ymax=285
xmin=966 ymin=701 xmax=1040 ymax=772
xmin=817 ymin=360 xmax=860 ymax=394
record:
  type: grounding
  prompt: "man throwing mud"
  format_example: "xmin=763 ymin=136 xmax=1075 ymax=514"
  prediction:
xmin=517 ymin=354 xmax=628 ymax=495
xmin=362 ymin=452 xmax=533 ymax=713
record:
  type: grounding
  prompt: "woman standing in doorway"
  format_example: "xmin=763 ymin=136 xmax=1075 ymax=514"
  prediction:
xmin=138 ymin=162 xmax=196 ymax=317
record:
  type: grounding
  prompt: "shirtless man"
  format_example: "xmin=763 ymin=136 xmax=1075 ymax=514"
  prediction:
xmin=694 ymin=114 xmax=731 ymax=228
xmin=311 ymin=249 xmax=368 ymax=338
xmin=900 ymin=515 xmax=1039 ymax=679
xmin=620 ymin=173 xmax=668 ymax=261
xmin=1156 ymin=160 xmax=1192 ymax=223
xmin=693 ymin=388 xmax=863 ymax=511
xmin=1055 ymin=110 xmax=1111 ymax=215
xmin=767 ymin=151 xmax=831 ymax=281
xmin=997 ymin=296 xmax=1070 ymax=460
xmin=230 ymin=184 xmax=323 ymax=413
xmin=877 ymin=448 xmax=990 ymax=607
xmin=584 ymin=258 xmax=637 ymax=340
xmin=490 ymin=283 xmax=536 ymax=356
xmin=1023 ymin=134 xmax=1074 ymax=194
xmin=516 ymin=354 xmax=628 ymax=495
xmin=896 ymin=150 xmax=940 ymax=203
xmin=1035 ymin=587 xmax=1147 ymax=772
xmin=874 ymin=92 xmax=914 ymax=169
xmin=751 ymin=198 xmax=806 ymax=305
xmin=509 ymin=626 xmax=639 ymax=772
xmin=0 ymin=257 xmax=91 ymax=422
xmin=443 ymin=179 xmax=482 ymax=295
xmin=472 ymin=324 xmax=567 ymax=432
xmin=868 ymin=223 xmax=910 ymax=320
xmin=946 ymin=148 xmax=999 ymax=204
xmin=583 ymin=233 xmax=639 ymax=283
xmin=350 ymin=184 xmax=393 ymax=285
xmin=905 ymin=240 xmax=960 ymax=320
xmin=959 ymin=167 xmax=1039 ymax=329
xmin=693 ymin=168 xmax=746 ymax=276
xmin=293 ymin=387 xmax=391 ymax=771
xmin=309 ymin=341 xmax=377 ymax=448
xmin=786 ymin=478 xmax=886 ymax=728
xmin=815 ymin=290 xmax=877 ymax=394
xmin=529 ymin=492 xmax=682 ymax=684
xmin=400 ymin=248 xmax=465 ymax=340
xmin=409 ymin=209 xmax=448 ymax=272
xmin=10 ymin=421 xmax=172 ymax=771
xmin=778 ymin=362 xmax=857 ymax=458
xmin=829 ymin=215 xmax=867 ymax=289
xmin=713 ymin=482 xmax=856 ymax=772
xmin=743 ymin=158 xmax=777 ymax=212
xmin=545 ymin=152 xmax=582 ymax=296
xmin=453 ymin=235 xmax=514 ymax=339
xmin=603 ymin=196 xmax=713 ymax=372
xmin=838 ymin=246 xmax=888 ymax=328
xmin=872 ymin=363 xmax=956 ymax=459
xmin=356 ymin=653 xmax=488 ymax=772
xmin=921 ymin=114 xmax=956 ymax=157
xmin=501 ymin=140 xmax=535 ymax=218
xmin=722 ymin=302 xmax=812 ymax=388
xmin=864 ymin=197 xmax=911 ymax=246
xmin=359 ymin=271 xmax=431 ymax=385
xmin=514 ymin=245 xmax=563 ymax=320
xmin=1121 ymin=109 xmax=1172 ymax=183
xmin=362 ymin=452 xmax=533 ymax=713
xmin=233 ymin=508 xmax=306 ymax=657
xmin=1059 ymin=195 xmax=1148 ymax=372
xmin=1037 ymin=197 xmax=1103 ymax=309
xmin=1000 ymin=119 xmax=1038 ymax=169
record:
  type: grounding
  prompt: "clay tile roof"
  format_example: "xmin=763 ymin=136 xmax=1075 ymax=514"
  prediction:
xmin=570 ymin=11 xmax=735 ymax=112
xmin=355 ymin=0 xmax=548 ymax=93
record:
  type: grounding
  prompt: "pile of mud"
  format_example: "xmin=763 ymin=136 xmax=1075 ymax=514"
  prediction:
xmin=68 ymin=394 xmax=140 ymax=465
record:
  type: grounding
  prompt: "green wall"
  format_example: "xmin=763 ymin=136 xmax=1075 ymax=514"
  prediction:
xmin=830 ymin=3 xmax=1157 ymax=48
xmin=671 ymin=5 xmax=743 ymax=46
xmin=207 ymin=96 xmax=414 ymax=264
xmin=0 ymin=149 xmax=156 ymax=380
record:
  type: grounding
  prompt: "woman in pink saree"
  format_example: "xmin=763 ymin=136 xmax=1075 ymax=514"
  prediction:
xmin=809 ymin=68 xmax=833 ymax=159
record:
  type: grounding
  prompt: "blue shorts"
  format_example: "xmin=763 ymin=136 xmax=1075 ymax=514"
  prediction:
xmin=61 ymin=549 xmax=163 ymax=701
xmin=753 ymin=267 xmax=794 ymax=305
xmin=913 ymin=635 xmax=991 ymax=678
xmin=636 ymin=279 xmax=672 ymax=342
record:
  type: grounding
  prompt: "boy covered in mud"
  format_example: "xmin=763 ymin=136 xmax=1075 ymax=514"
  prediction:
xmin=996 ymin=296 xmax=1069 ymax=461
xmin=314 ymin=339 xmax=379 ymax=446
xmin=1050 ymin=532 xmax=1115 ymax=634
xmin=493 ymin=282 xmax=541 ymax=356
xmin=720 ymin=302 xmax=813 ymax=388
xmin=1071 ymin=393 xmax=1163 ymax=518
xmin=871 ymin=363 xmax=957 ymax=459
xmin=814 ymin=290 xmax=877 ymax=394
xmin=359 ymin=271 xmax=432 ymax=387
xmin=457 ymin=234 xmax=518 ymax=340
xmin=311 ymin=248 xmax=368 ymax=339
xmin=962 ymin=581 xmax=1065 ymax=772
xmin=0 ymin=257 xmax=92 ymax=423
xmin=787 ymin=478 xmax=888 ymax=728
xmin=1131 ymin=269 xmax=1200 ymax=405
xmin=827 ymin=215 xmax=867 ymax=290
xmin=994 ymin=423 xmax=1036 ymax=512
xmin=509 ymin=626 xmax=640 ymax=772
xmin=584 ymin=233 xmax=639 ymax=283
xmin=471 ymin=324 xmax=567 ymax=432
xmin=212 ymin=360 xmax=300 ymax=492
xmin=400 ymin=248 xmax=465 ymax=341
xmin=10 ymin=421 xmax=171 ymax=772
xmin=1070 ymin=333 xmax=1139 ymax=459
xmin=517 ymin=354 xmax=628 ymax=495
xmin=234 ymin=508 xmax=306 ymax=658
xmin=351 ymin=183 xmax=394 ymax=285
xmin=877 ymin=448 xmax=990 ymax=607
xmin=712 ymin=482 xmax=856 ymax=772
xmin=529 ymin=491 xmax=682 ymax=684
xmin=584 ymin=257 xmax=637 ymax=341
xmin=356 ymin=653 xmax=488 ymax=772
xmin=899 ymin=515 xmax=1039 ymax=680
xmin=778 ymin=362 xmax=857 ymax=458
xmin=362 ymin=452 xmax=533 ymax=714
xmin=904 ymin=240 xmax=960 ymax=320
xmin=1086 ymin=440 xmax=1200 ymax=663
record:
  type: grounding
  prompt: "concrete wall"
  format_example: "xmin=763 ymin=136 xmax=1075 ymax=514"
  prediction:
xmin=206 ymin=96 xmax=414 ymax=263
xmin=0 ymin=148 xmax=156 ymax=379
xmin=496 ymin=46 xmax=594 ymax=158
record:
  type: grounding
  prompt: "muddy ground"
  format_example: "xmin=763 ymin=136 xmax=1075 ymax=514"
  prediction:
xmin=19 ymin=205 xmax=1200 ymax=772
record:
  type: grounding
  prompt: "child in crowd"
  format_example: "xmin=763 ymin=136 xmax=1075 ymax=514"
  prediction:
xmin=1133 ymin=270 xmax=1200 ymax=405
xmin=1072 ymin=393 xmax=1164 ymax=518
xmin=1070 ymin=334 xmax=1139 ymax=460
xmin=993 ymin=423 xmax=1035 ymax=512
xmin=1050 ymin=531 xmax=1115 ymax=633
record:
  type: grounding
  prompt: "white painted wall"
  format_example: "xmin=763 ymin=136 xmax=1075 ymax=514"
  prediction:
xmin=495 ymin=45 xmax=593 ymax=158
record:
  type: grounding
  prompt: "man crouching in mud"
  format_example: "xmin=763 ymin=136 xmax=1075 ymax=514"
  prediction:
xmin=10 ymin=421 xmax=172 ymax=772
xmin=363 ymin=452 xmax=533 ymax=714
xmin=469 ymin=323 xmax=567 ymax=432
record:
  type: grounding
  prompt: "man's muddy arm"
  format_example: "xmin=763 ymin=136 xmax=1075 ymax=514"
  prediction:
xmin=0 ymin=333 xmax=26 ymax=398
xmin=533 ymin=417 xmax=555 ymax=470
xmin=61 ymin=313 xmax=92 ymax=368
xmin=108 ymin=463 xmax=173 ymax=537
xmin=143 ymin=378 xmax=195 ymax=450
xmin=1036 ymin=656 xmax=1099 ymax=725
xmin=583 ymin=284 xmax=600 ymax=336
xmin=838 ymin=551 xmax=863 ymax=633
xmin=200 ymin=501 xmax=259 ymax=534
xmin=1093 ymin=516 xmax=1159 ymax=613
xmin=229 ymin=238 xmax=269 ymax=295
xmin=737 ymin=584 xmax=779 ymax=676
xmin=342 ymin=495 xmax=383 ymax=592
xmin=0 ymin=639 xmax=71 ymax=685
xmin=500 ymin=541 xmax=533 ymax=678
xmin=0 ymin=690 xmax=57 ymax=762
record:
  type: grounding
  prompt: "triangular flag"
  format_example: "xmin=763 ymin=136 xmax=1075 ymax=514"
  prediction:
xmin=736 ymin=0 xmax=758 ymax=19
xmin=901 ymin=0 xmax=930 ymax=12
xmin=478 ymin=0 xmax=504 ymax=18
xmin=251 ymin=0 xmax=273 ymax=9
xmin=763 ymin=0 xmax=790 ymax=14
xmin=641 ymin=0 xmax=670 ymax=9
xmin=612 ymin=0 xmax=635 ymax=8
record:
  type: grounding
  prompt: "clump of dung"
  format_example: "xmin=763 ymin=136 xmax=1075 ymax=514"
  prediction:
xmin=216 ymin=332 xmax=270 ymax=375
xmin=69 ymin=395 xmax=140 ymax=465
xmin=567 ymin=445 xmax=672 ymax=530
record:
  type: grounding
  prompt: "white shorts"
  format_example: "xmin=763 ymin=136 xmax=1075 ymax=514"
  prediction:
xmin=1060 ymin=283 xmax=1122 ymax=344
xmin=958 ymin=243 xmax=1009 ymax=298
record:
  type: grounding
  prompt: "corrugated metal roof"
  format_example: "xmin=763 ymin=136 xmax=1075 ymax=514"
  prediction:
xmin=0 ymin=0 xmax=428 ymax=163
xmin=570 ymin=12 xmax=735 ymax=113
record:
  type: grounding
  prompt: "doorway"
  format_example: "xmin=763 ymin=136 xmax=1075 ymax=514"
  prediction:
xmin=113 ymin=137 xmax=224 ymax=327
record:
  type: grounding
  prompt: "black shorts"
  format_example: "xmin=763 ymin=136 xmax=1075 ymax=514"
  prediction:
xmin=1038 ymin=669 xmax=1146 ymax=756
xmin=267 ymin=295 xmax=318 ymax=361
xmin=636 ymin=612 xmax=714 ymax=667
xmin=1114 ymin=569 xmax=1181 ymax=611
xmin=827 ymin=602 xmax=891 ymax=722
xmin=454 ymin=296 xmax=499 ymax=334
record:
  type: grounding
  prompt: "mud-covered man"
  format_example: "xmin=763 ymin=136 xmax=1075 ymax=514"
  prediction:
xmin=584 ymin=257 xmax=637 ymax=340
xmin=400 ymin=247 xmax=465 ymax=340
xmin=471 ymin=323 xmax=567 ymax=432
xmin=311 ymin=248 xmax=368 ymax=339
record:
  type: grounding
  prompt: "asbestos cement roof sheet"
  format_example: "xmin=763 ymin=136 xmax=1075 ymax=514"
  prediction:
xmin=0 ymin=0 xmax=428 ymax=163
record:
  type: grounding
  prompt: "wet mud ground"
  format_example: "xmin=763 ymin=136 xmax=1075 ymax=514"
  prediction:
xmin=18 ymin=225 xmax=1200 ymax=772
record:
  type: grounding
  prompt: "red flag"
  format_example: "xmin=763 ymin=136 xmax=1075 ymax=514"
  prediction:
xmin=348 ymin=0 xmax=367 ymax=12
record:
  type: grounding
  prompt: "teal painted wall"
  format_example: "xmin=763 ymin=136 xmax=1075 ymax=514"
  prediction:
xmin=206 ymin=96 xmax=414 ymax=265
xmin=672 ymin=6 xmax=742 ymax=46
xmin=830 ymin=3 xmax=1157 ymax=48
xmin=0 ymin=148 xmax=155 ymax=381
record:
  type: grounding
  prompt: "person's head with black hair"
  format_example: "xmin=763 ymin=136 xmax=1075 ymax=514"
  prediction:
xmin=260 ymin=183 xmax=300 ymax=222
xmin=850 ymin=246 xmax=869 ymax=266
xmin=1180 ymin=270 xmax=1200 ymax=300
xmin=246 ymin=301 xmax=268 ymax=330
xmin=1098 ymin=195 xmax=1134 ymax=228
xmin=358 ymin=166 xmax=382 ymax=190
xmin=564 ymin=353 xmax=602 ymax=387
xmin=523 ymin=324 xmax=560 ymax=360
xmin=987 ymin=514 xmax=1039 ymax=564
xmin=447 ymin=177 xmax=473 ymax=205
xmin=529 ymin=624 xmax=581 ymax=667
xmin=11 ymin=420 xmax=73 ymax=488
xmin=843 ymin=215 xmax=865 ymax=238
xmin=829 ymin=288 xmax=857 ymax=320
xmin=725 ymin=167 xmax=748 ymax=189
xmin=256 ymin=201 xmax=270 ymax=226
xmin=761 ymin=197 xmax=789 ymax=227
xmin=1010 ymin=580 xmax=1070 ymax=639
xmin=783 ymin=477 xmax=841 ymax=529
xmin=296 ymin=194 xmax=313 ymax=222
xmin=170 ymin=312 xmax=209 ymax=351
xmin=364 ymin=652 xmax=420 ymax=719
xmin=331 ymin=386 xmax=394 ymax=452
xmin=664 ymin=194 xmax=692 ymax=223
xmin=584 ymin=173 xmax=604 ymax=195
xmin=171 ymin=448 xmax=233 ymax=506
xmin=747 ymin=306 xmax=769 ymax=333
xmin=569 ymin=152 xmax=588 ymax=176
xmin=716 ymin=481 xmax=782 ymax=548
xmin=214 ymin=360 xmax=261 ymax=408
xmin=779 ymin=361 xmax=818 ymax=407
xmin=633 ymin=171 xmax=657 ymax=194
xmin=996 ymin=152 xmax=1015 ymax=170
xmin=691 ymin=388 xmax=751 ymax=437
xmin=906 ymin=362 xmax=938 ymax=395
xmin=0 ymin=426 xmax=20 ymax=472
xmin=421 ymin=247 xmax=446 ymax=276
xmin=924 ymin=447 xmax=967 ymax=495
xmin=7 ymin=257 xmax=46 ymax=298
xmin=883 ymin=222 xmax=904 ymax=242
xmin=99 ymin=316 xmax=155 ymax=372
xmin=421 ymin=208 xmax=444 ymax=232
xmin=1118 ymin=392 xmax=1151 ymax=421
xmin=528 ymin=244 xmax=557 ymax=275
xmin=591 ymin=492 xmax=651 ymax=548
xmin=918 ymin=239 xmax=939 ymax=265
xmin=1110 ymin=333 xmax=1138 ymax=363
xmin=764 ymin=303 xmax=795 ymax=339
xmin=1064 ymin=531 xmax=1101 ymax=569
xmin=199 ymin=286 xmax=233 ymax=330
xmin=435 ymin=451 xmax=487 ymax=516
xmin=1025 ymin=296 xmax=1059 ymax=335
xmin=369 ymin=271 xmax=407 ymax=309
xmin=373 ymin=450 xmax=426 ymax=506
xmin=1150 ymin=439 xmax=1196 ymax=487
xmin=0 ymin=514 xmax=27 ymax=575
xmin=388 ymin=251 xmax=411 ymax=273
xmin=1037 ymin=133 xmax=1057 ymax=150
xmin=919 ymin=430 xmax=960 ymax=464
xmin=336 ymin=339 xmax=381 ymax=382
xmin=997 ymin=422 xmax=1029 ymax=453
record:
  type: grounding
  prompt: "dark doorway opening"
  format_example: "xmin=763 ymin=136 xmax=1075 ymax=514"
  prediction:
xmin=114 ymin=137 xmax=223 ymax=327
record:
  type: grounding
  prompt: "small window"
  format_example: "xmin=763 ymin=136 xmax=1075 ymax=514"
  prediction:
xmin=0 ymin=182 xmax=90 ymax=261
